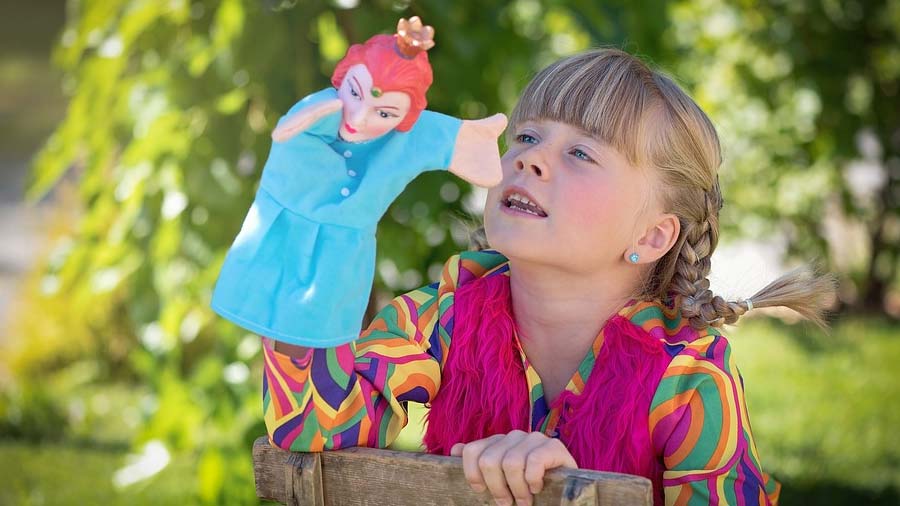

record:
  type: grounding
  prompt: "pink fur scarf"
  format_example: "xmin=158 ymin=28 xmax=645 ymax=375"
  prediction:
xmin=423 ymin=271 xmax=669 ymax=502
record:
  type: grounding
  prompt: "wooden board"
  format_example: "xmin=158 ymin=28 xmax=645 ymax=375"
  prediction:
xmin=253 ymin=436 xmax=653 ymax=505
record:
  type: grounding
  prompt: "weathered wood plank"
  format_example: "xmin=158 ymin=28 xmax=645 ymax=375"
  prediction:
xmin=254 ymin=436 xmax=291 ymax=503
xmin=253 ymin=436 xmax=653 ymax=505
xmin=286 ymin=451 xmax=324 ymax=506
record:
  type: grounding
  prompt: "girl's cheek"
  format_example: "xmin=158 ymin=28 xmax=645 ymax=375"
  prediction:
xmin=565 ymin=183 xmax=629 ymax=240
xmin=564 ymin=182 xmax=605 ymax=222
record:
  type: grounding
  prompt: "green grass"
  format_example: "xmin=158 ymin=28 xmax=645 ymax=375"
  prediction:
xmin=729 ymin=316 xmax=900 ymax=504
xmin=0 ymin=440 xmax=196 ymax=506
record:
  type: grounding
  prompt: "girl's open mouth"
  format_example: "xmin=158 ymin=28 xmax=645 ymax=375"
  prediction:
xmin=501 ymin=190 xmax=548 ymax=218
xmin=344 ymin=122 xmax=358 ymax=134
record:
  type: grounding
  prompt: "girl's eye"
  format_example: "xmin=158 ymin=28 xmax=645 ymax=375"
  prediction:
xmin=378 ymin=111 xmax=391 ymax=119
xmin=350 ymin=87 xmax=360 ymax=98
xmin=515 ymin=133 xmax=538 ymax=144
xmin=571 ymin=148 xmax=595 ymax=163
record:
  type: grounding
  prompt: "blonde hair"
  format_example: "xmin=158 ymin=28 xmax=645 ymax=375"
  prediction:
xmin=504 ymin=47 xmax=836 ymax=330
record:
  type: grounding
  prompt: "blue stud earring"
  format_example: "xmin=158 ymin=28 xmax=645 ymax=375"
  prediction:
xmin=629 ymin=252 xmax=640 ymax=264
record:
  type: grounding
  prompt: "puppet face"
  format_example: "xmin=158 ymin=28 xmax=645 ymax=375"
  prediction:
xmin=337 ymin=64 xmax=412 ymax=142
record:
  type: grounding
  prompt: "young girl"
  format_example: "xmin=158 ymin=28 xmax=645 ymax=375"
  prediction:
xmin=262 ymin=48 xmax=833 ymax=506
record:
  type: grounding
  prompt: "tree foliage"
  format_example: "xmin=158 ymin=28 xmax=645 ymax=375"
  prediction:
xmin=666 ymin=0 xmax=900 ymax=311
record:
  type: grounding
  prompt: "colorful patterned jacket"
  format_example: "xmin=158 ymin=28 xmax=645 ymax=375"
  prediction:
xmin=263 ymin=249 xmax=781 ymax=505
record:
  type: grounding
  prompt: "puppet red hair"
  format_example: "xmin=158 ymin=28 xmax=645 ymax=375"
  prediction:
xmin=330 ymin=32 xmax=433 ymax=132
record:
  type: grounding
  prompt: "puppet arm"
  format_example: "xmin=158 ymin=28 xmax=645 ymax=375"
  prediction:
xmin=448 ymin=113 xmax=507 ymax=188
xmin=271 ymin=98 xmax=343 ymax=142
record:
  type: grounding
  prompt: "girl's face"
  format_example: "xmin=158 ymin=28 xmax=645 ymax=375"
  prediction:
xmin=337 ymin=64 xmax=411 ymax=142
xmin=484 ymin=120 xmax=656 ymax=273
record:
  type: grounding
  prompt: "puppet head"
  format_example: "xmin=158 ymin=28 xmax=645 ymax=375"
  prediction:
xmin=331 ymin=17 xmax=434 ymax=138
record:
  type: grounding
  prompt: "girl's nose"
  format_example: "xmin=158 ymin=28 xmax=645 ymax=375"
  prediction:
xmin=515 ymin=158 xmax=546 ymax=178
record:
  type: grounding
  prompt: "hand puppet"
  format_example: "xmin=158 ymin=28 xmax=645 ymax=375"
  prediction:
xmin=211 ymin=17 xmax=506 ymax=346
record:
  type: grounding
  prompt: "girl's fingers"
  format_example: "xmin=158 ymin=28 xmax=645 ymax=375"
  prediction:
xmin=476 ymin=430 xmax=529 ymax=505
xmin=456 ymin=431 xmax=580 ymax=505
xmin=523 ymin=438 xmax=579 ymax=495
xmin=460 ymin=434 xmax=505 ymax=493
xmin=454 ymin=434 xmax=504 ymax=492
xmin=500 ymin=432 xmax=551 ymax=505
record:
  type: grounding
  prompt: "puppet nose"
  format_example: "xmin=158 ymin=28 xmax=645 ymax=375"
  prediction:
xmin=350 ymin=107 xmax=368 ymax=128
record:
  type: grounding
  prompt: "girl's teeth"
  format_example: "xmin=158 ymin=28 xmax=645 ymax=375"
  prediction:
xmin=506 ymin=197 xmax=546 ymax=216
xmin=507 ymin=194 xmax=544 ymax=212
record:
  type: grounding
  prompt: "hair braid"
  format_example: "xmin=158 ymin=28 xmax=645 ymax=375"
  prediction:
xmin=670 ymin=185 xmax=750 ymax=330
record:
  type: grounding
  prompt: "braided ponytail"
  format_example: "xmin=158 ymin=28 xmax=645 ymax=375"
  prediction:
xmin=669 ymin=187 xmax=728 ymax=330
xmin=656 ymin=183 xmax=836 ymax=330
xmin=635 ymin=69 xmax=836 ymax=330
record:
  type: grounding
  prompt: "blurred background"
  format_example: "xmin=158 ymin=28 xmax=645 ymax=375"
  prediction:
xmin=1 ymin=0 xmax=898 ymax=504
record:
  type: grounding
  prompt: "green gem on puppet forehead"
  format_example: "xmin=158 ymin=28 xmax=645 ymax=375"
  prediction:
xmin=371 ymin=87 xmax=382 ymax=97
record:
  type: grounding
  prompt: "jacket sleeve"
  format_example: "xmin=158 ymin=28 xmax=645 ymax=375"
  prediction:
xmin=649 ymin=334 xmax=781 ymax=505
xmin=262 ymin=279 xmax=446 ymax=451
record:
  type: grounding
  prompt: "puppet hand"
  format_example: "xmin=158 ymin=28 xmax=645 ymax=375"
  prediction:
xmin=449 ymin=113 xmax=507 ymax=188
xmin=450 ymin=430 xmax=578 ymax=506
xmin=271 ymin=99 xmax=343 ymax=142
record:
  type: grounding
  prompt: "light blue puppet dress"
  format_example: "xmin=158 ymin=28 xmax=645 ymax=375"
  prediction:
xmin=211 ymin=88 xmax=462 ymax=346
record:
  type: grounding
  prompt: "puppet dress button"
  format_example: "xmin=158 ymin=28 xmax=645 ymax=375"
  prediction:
xmin=343 ymin=150 xmax=352 ymax=158
xmin=347 ymin=169 xmax=357 ymax=177
xmin=340 ymin=187 xmax=351 ymax=197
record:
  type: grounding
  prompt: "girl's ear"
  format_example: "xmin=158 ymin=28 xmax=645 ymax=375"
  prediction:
xmin=627 ymin=213 xmax=680 ymax=264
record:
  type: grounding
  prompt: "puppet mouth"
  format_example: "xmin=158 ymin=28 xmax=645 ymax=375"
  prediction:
xmin=343 ymin=122 xmax=358 ymax=134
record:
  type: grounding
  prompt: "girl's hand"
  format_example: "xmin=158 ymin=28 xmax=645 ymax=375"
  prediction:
xmin=449 ymin=113 xmax=507 ymax=188
xmin=271 ymin=98 xmax=343 ymax=142
xmin=450 ymin=430 xmax=578 ymax=506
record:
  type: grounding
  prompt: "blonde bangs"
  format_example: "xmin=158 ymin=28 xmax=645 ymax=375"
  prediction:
xmin=508 ymin=48 xmax=660 ymax=169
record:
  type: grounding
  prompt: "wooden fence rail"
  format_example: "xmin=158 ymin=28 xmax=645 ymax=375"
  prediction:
xmin=252 ymin=436 xmax=653 ymax=505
